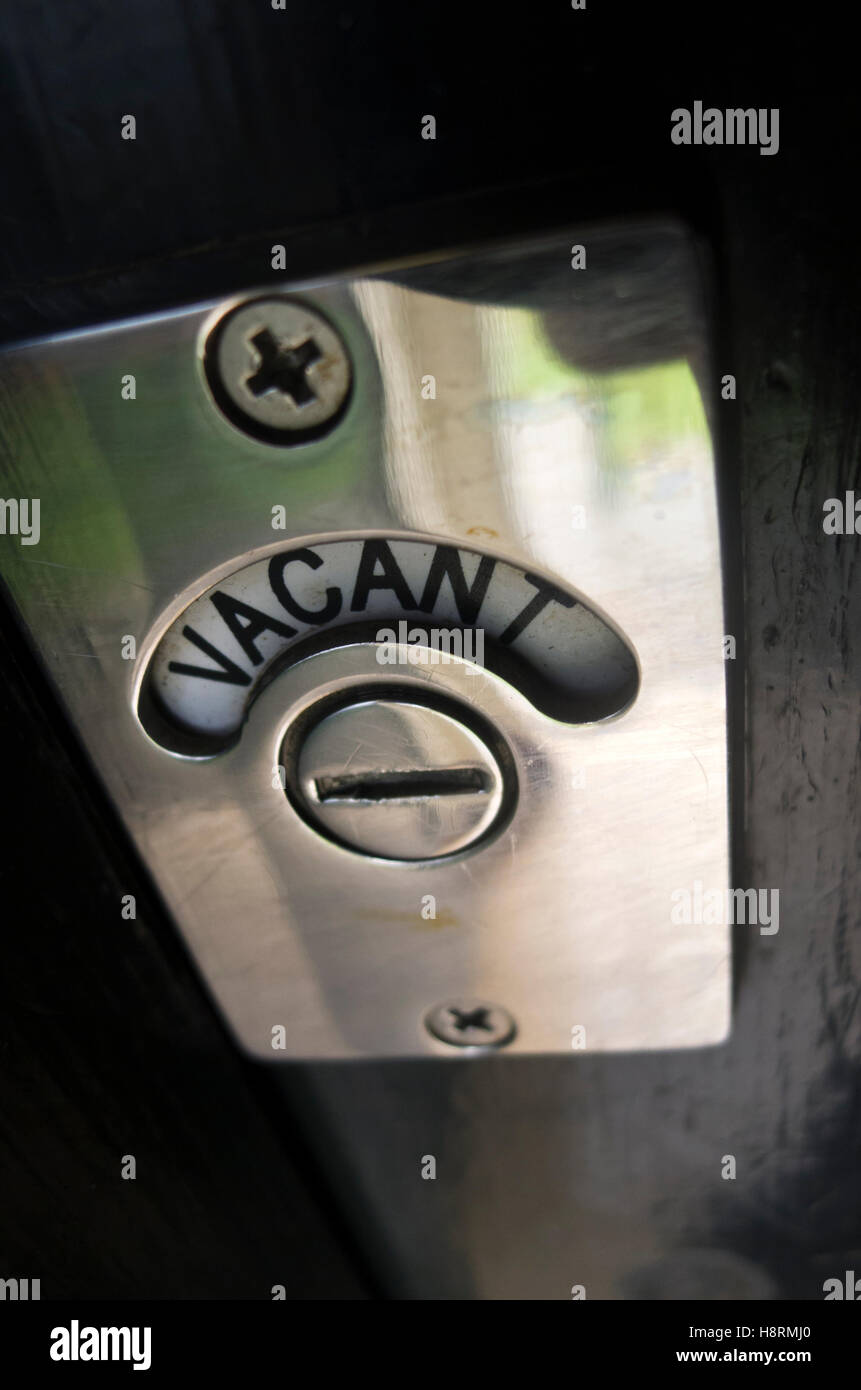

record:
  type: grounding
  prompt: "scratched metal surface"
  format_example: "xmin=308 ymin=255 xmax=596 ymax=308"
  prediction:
xmin=0 ymin=222 xmax=729 ymax=1062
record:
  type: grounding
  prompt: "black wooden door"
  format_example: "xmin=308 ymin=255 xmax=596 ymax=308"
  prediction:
xmin=0 ymin=0 xmax=857 ymax=1303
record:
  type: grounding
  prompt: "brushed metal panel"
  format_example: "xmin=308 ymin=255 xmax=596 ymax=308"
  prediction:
xmin=0 ymin=220 xmax=729 ymax=1058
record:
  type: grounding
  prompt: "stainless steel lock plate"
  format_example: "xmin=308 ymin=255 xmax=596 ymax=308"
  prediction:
xmin=0 ymin=219 xmax=730 ymax=1058
xmin=286 ymin=692 xmax=512 ymax=861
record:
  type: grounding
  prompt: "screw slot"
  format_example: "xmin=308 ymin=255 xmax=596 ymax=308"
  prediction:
xmin=203 ymin=296 xmax=352 ymax=446
xmin=283 ymin=688 xmax=517 ymax=862
xmin=425 ymin=1000 xmax=517 ymax=1049
xmin=245 ymin=327 xmax=323 ymax=405
xmin=314 ymin=767 xmax=492 ymax=803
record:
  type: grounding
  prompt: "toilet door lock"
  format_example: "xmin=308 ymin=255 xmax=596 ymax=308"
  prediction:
xmin=0 ymin=218 xmax=730 ymax=1059
xmin=284 ymin=690 xmax=514 ymax=862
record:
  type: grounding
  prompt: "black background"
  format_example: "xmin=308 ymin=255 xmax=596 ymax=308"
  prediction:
xmin=0 ymin=0 xmax=859 ymax=1301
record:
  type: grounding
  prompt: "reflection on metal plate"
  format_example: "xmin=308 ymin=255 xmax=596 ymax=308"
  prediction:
xmin=0 ymin=220 xmax=730 ymax=1059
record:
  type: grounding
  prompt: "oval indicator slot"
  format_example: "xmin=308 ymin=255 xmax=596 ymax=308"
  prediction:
xmin=138 ymin=535 xmax=639 ymax=754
